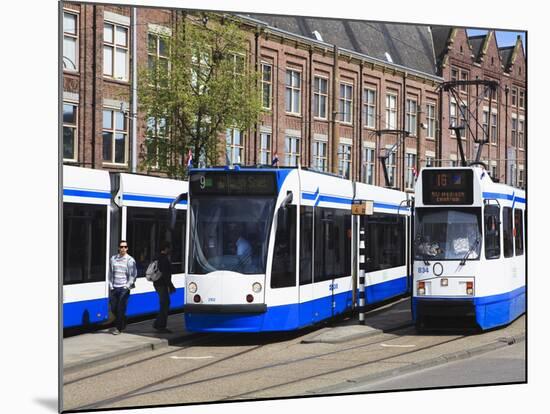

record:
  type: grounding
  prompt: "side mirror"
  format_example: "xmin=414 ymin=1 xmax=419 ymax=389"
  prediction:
xmin=169 ymin=192 xmax=188 ymax=232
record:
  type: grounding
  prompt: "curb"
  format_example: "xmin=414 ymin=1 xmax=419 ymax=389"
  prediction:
xmin=306 ymin=331 xmax=526 ymax=395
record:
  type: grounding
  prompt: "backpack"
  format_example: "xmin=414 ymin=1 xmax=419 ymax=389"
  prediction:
xmin=145 ymin=260 xmax=162 ymax=282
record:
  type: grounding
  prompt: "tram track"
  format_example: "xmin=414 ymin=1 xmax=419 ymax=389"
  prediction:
xmin=67 ymin=324 xmax=469 ymax=411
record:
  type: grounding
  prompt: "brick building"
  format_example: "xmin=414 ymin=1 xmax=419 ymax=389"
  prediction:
xmin=62 ymin=3 xmax=526 ymax=192
xmin=432 ymin=27 xmax=526 ymax=188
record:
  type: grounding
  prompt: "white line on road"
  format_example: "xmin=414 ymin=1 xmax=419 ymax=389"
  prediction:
xmin=170 ymin=356 xmax=214 ymax=360
xmin=380 ymin=344 xmax=416 ymax=348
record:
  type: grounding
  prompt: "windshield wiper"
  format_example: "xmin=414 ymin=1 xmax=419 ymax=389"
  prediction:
xmin=459 ymin=239 xmax=479 ymax=266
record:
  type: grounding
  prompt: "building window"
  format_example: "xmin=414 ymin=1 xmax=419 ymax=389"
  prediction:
xmin=510 ymin=164 xmax=517 ymax=187
xmin=460 ymin=70 xmax=468 ymax=92
xmin=491 ymin=164 xmax=497 ymax=180
xmin=102 ymin=108 xmax=127 ymax=164
xmin=226 ymin=128 xmax=244 ymax=164
xmin=339 ymin=83 xmax=353 ymax=124
xmin=285 ymin=135 xmax=300 ymax=166
xmin=405 ymin=153 xmax=416 ymax=190
xmin=362 ymin=147 xmax=375 ymax=184
xmin=312 ymin=140 xmax=328 ymax=172
xmin=451 ymin=67 xmax=458 ymax=82
xmin=387 ymin=149 xmax=397 ymax=186
xmin=104 ymin=22 xmax=129 ymax=81
xmin=63 ymin=102 xmax=78 ymax=161
xmin=519 ymin=90 xmax=525 ymax=109
xmin=63 ymin=11 xmax=78 ymax=71
xmin=338 ymin=144 xmax=352 ymax=179
xmin=511 ymin=118 xmax=517 ymax=147
xmin=511 ymin=88 xmax=517 ymax=107
xmin=261 ymin=64 xmax=273 ymax=110
xmin=146 ymin=116 xmax=168 ymax=169
xmin=363 ymin=88 xmax=376 ymax=128
xmin=449 ymin=102 xmax=457 ymax=135
xmin=406 ymin=99 xmax=417 ymax=136
xmin=147 ymin=32 xmax=169 ymax=86
xmin=425 ymin=155 xmax=434 ymax=168
xmin=518 ymin=168 xmax=525 ymax=189
xmin=426 ymin=103 xmax=436 ymax=139
xmin=385 ymin=94 xmax=397 ymax=129
xmin=313 ymin=76 xmax=328 ymax=119
xmin=518 ymin=120 xmax=524 ymax=149
xmin=285 ymin=69 xmax=301 ymax=115
xmin=482 ymin=110 xmax=489 ymax=140
xmin=259 ymin=132 xmax=271 ymax=165
xmin=491 ymin=113 xmax=498 ymax=144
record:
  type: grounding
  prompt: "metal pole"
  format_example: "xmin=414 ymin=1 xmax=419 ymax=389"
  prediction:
xmin=131 ymin=7 xmax=138 ymax=173
xmin=358 ymin=226 xmax=366 ymax=325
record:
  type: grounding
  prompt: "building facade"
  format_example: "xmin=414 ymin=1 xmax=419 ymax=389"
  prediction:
xmin=62 ymin=3 xmax=526 ymax=192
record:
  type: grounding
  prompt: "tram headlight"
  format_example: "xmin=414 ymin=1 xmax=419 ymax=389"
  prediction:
xmin=417 ymin=281 xmax=426 ymax=296
xmin=252 ymin=282 xmax=262 ymax=293
xmin=441 ymin=278 xmax=448 ymax=287
xmin=188 ymin=282 xmax=198 ymax=294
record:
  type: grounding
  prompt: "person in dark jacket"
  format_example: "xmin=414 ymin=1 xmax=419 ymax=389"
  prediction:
xmin=153 ymin=242 xmax=176 ymax=333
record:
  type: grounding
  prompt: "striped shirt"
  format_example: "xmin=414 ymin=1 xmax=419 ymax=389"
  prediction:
xmin=109 ymin=254 xmax=137 ymax=289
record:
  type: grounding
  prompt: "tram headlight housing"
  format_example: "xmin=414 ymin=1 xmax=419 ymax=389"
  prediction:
xmin=417 ymin=281 xmax=426 ymax=296
xmin=440 ymin=278 xmax=448 ymax=287
xmin=252 ymin=282 xmax=262 ymax=293
xmin=466 ymin=281 xmax=474 ymax=296
xmin=188 ymin=282 xmax=198 ymax=294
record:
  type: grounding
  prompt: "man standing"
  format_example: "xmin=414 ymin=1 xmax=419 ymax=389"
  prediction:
xmin=153 ymin=242 xmax=176 ymax=333
xmin=109 ymin=240 xmax=137 ymax=335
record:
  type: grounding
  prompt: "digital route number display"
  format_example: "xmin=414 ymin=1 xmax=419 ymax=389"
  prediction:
xmin=190 ymin=172 xmax=277 ymax=196
xmin=422 ymin=169 xmax=473 ymax=205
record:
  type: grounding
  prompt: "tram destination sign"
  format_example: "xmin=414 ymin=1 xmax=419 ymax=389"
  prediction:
xmin=422 ymin=169 xmax=473 ymax=205
xmin=190 ymin=171 xmax=277 ymax=196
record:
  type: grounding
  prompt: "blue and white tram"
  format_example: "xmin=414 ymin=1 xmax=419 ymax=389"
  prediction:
xmin=412 ymin=166 xmax=526 ymax=330
xmin=62 ymin=166 xmax=188 ymax=328
xmin=182 ymin=166 xmax=411 ymax=333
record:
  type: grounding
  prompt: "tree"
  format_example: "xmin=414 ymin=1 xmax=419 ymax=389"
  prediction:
xmin=138 ymin=13 xmax=263 ymax=178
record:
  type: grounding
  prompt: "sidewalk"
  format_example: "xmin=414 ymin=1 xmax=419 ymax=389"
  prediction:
xmin=63 ymin=313 xmax=194 ymax=373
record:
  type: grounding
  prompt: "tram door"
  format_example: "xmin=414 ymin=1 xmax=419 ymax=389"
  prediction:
xmin=298 ymin=206 xmax=315 ymax=326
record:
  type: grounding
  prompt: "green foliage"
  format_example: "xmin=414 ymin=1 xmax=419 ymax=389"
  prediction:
xmin=138 ymin=13 xmax=263 ymax=178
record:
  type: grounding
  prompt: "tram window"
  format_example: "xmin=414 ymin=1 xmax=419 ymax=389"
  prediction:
xmin=364 ymin=214 xmax=405 ymax=272
xmin=63 ymin=203 xmax=107 ymax=285
xmin=484 ymin=205 xmax=501 ymax=259
xmin=299 ymin=206 xmax=313 ymax=285
xmin=314 ymin=208 xmax=352 ymax=282
xmin=126 ymin=208 xmax=186 ymax=276
xmin=503 ymin=207 xmax=514 ymax=258
xmin=514 ymin=209 xmax=524 ymax=256
xmin=271 ymin=205 xmax=297 ymax=288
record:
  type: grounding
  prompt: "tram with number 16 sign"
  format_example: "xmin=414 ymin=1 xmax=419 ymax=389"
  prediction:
xmin=412 ymin=166 xmax=525 ymax=330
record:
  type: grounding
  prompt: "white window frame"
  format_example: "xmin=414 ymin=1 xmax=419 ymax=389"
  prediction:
xmin=285 ymin=135 xmax=301 ymax=166
xmin=491 ymin=112 xmax=498 ymax=144
xmin=459 ymin=70 xmax=469 ymax=92
xmin=482 ymin=110 xmax=489 ymax=141
xmin=363 ymin=88 xmax=376 ymax=129
xmin=406 ymin=98 xmax=417 ymax=136
xmin=146 ymin=116 xmax=168 ymax=169
xmin=103 ymin=21 xmax=129 ymax=81
xmin=511 ymin=87 xmax=518 ymax=107
xmin=519 ymin=89 xmax=525 ymax=109
xmin=362 ymin=146 xmax=375 ymax=184
xmin=285 ymin=69 xmax=302 ymax=115
xmin=102 ymin=107 xmax=128 ymax=165
xmin=387 ymin=148 xmax=397 ymax=187
xmin=63 ymin=11 xmax=79 ymax=72
xmin=385 ymin=93 xmax=397 ymax=130
xmin=63 ymin=101 xmax=78 ymax=162
xmin=450 ymin=101 xmax=458 ymax=136
xmin=147 ymin=31 xmax=170 ymax=85
xmin=312 ymin=140 xmax=328 ymax=172
xmin=518 ymin=119 xmax=525 ymax=149
xmin=259 ymin=132 xmax=271 ymax=165
xmin=313 ymin=76 xmax=328 ymax=119
xmin=426 ymin=103 xmax=436 ymax=139
xmin=405 ymin=152 xmax=417 ymax=190
xmin=226 ymin=128 xmax=244 ymax=164
xmin=261 ymin=63 xmax=273 ymax=110
xmin=339 ymin=83 xmax=353 ymax=124
xmin=511 ymin=117 xmax=518 ymax=147
xmin=338 ymin=143 xmax=352 ymax=179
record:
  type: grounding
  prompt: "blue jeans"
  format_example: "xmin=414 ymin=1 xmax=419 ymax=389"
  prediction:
xmin=110 ymin=287 xmax=130 ymax=331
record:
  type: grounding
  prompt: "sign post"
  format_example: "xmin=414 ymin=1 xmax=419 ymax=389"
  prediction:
xmin=352 ymin=200 xmax=373 ymax=325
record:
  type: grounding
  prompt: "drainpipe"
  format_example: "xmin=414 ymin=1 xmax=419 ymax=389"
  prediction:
xmin=131 ymin=7 xmax=138 ymax=173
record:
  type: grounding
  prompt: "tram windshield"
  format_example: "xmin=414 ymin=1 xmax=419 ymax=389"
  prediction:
xmin=414 ymin=207 xmax=481 ymax=261
xmin=189 ymin=196 xmax=276 ymax=274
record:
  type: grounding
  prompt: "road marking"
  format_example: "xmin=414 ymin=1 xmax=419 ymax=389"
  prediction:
xmin=170 ymin=356 xmax=214 ymax=360
xmin=380 ymin=344 xmax=416 ymax=348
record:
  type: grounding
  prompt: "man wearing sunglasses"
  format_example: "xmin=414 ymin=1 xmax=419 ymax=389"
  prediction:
xmin=108 ymin=240 xmax=137 ymax=335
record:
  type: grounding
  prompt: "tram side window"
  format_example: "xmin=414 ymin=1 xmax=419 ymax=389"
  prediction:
xmin=364 ymin=214 xmax=405 ymax=272
xmin=63 ymin=203 xmax=107 ymax=284
xmin=126 ymin=208 xmax=186 ymax=277
xmin=503 ymin=207 xmax=514 ymax=258
xmin=271 ymin=205 xmax=297 ymax=288
xmin=314 ymin=208 xmax=352 ymax=282
xmin=514 ymin=209 xmax=524 ymax=256
xmin=299 ymin=206 xmax=313 ymax=286
xmin=484 ymin=205 xmax=501 ymax=259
